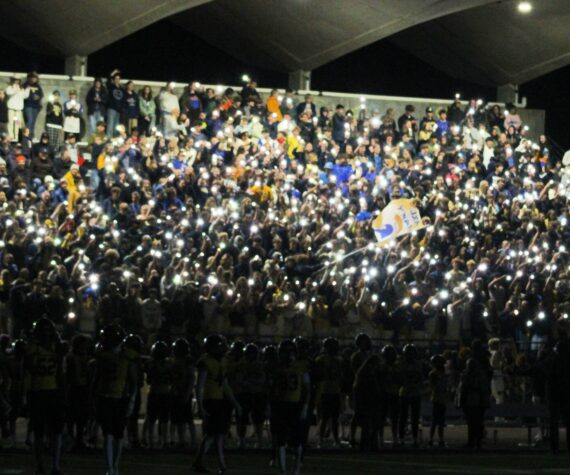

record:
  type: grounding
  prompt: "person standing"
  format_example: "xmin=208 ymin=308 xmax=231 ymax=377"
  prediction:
xmin=169 ymin=338 xmax=196 ymax=449
xmin=63 ymin=90 xmax=84 ymax=139
xmin=91 ymin=325 xmax=137 ymax=475
xmin=332 ymin=104 xmax=346 ymax=145
xmin=122 ymin=81 xmax=139 ymax=135
xmin=0 ymin=89 xmax=7 ymax=134
xmin=268 ymin=340 xmax=310 ymax=475
xmin=542 ymin=333 xmax=570 ymax=453
xmin=458 ymin=341 xmax=491 ymax=449
xmin=86 ymin=78 xmax=108 ymax=134
xmin=398 ymin=344 xmax=424 ymax=448
xmin=193 ymin=334 xmax=241 ymax=474
xmin=138 ymin=86 xmax=156 ymax=136
xmin=106 ymin=69 xmax=124 ymax=136
xmin=428 ymin=354 xmax=449 ymax=447
xmin=45 ymin=91 xmax=64 ymax=150
xmin=23 ymin=72 xmax=43 ymax=138
xmin=315 ymin=337 xmax=344 ymax=448
xmin=24 ymin=317 xmax=66 ymax=475
xmin=5 ymin=77 xmax=30 ymax=141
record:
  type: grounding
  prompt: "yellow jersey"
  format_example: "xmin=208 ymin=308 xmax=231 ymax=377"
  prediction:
xmin=26 ymin=342 xmax=60 ymax=392
xmin=271 ymin=361 xmax=307 ymax=403
xmin=95 ymin=350 xmax=130 ymax=399
xmin=197 ymin=355 xmax=226 ymax=401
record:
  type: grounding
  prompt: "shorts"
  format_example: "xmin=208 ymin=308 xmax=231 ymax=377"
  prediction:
xmin=28 ymin=390 xmax=65 ymax=434
xmin=432 ymin=402 xmax=446 ymax=426
xmin=270 ymin=401 xmax=303 ymax=447
xmin=238 ymin=393 xmax=267 ymax=426
xmin=203 ymin=399 xmax=232 ymax=436
xmin=170 ymin=395 xmax=193 ymax=424
xmin=320 ymin=393 xmax=341 ymax=419
xmin=97 ymin=397 xmax=128 ymax=438
xmin=147 ymin=392 xmax=171 ymax=424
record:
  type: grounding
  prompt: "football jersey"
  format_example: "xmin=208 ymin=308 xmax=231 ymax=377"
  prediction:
xmin=26 ymin=342 xmax=60 ymax=391
xmin=271 ymin=361 xmax=307 ymax=403
xmin=95 ymin=350 xmax=130 ymax=399
xmin=197 ymin=355 xmax=227 ymax=401
xmin=315 ymin=354 xmax=343 ymax=395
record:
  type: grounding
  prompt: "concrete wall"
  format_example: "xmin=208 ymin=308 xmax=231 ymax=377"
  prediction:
xmin=0 ymin=71 xmax=545 ymax=141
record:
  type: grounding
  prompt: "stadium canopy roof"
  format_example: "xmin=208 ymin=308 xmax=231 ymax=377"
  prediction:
xmin=0 ymin=0 xmax=568 ymax=86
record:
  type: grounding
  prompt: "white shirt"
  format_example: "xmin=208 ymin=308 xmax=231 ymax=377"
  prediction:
xmin=6 ymin=85 xmax=30 ymax=111
xmin=159 ymin=90 xmax=179 ymax=114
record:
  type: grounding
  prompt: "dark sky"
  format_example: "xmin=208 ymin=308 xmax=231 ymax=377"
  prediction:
xmin=1 ymin=19 xmax=567 ymax=149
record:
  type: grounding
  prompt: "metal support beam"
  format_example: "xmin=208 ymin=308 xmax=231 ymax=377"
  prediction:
xmin=65 ymin=55 xmax=88 ymax=77
xmin=288 ymin=70 xmax=311 ymax=91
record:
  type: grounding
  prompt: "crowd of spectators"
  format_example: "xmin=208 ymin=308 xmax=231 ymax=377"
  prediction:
xmin=0 ymin=70 xmax=566 ymax=364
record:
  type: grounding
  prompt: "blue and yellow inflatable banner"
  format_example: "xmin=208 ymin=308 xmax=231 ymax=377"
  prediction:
xmin=372 ymin=199 xmax=424 ymax=244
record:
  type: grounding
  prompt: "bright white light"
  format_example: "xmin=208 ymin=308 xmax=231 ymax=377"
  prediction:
xmin=517 ymin=1 xmax=532 ymax=14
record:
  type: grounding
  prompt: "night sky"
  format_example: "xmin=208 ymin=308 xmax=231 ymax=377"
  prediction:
xmin=1 ymin=19 xmax=567 ymax=149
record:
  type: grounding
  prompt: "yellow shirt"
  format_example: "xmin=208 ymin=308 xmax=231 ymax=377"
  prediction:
xmin=248 ymin=184 xmax=272 ymax=203
xmin=287 ymin=134 xmax=301 ymax=159
xmin=95 ymin=350 xmax=130 ymax=399
xmin=26 ymin=342 xmax=60 ymax=391
xmin=197 ymin=355 xmax=227 ymax=401
xmin=272 ymin=361 xmax=306 ymax=403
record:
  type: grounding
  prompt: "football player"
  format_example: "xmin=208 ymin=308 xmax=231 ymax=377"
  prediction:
xmin=65 ymin=334 xmax=92 ymax=449
xmin=193 ymin=334 xmax=241 ymax=474
xmin=269 ymin=339 xmax=311 ymax=475
xmin=315 ymin=337 xmax=344 ymax=447
xmin=24 ymin=317 xmax=66 ymax=475
xmin=145 ymin=340 xmax=172 ymax=449
xmin=169 ymin=338 xmax=196 ymax=449
xmin=236 ymin=343 xmax=268 ymax=449
xmin=90 ymin=324 xmax=137 ymax=475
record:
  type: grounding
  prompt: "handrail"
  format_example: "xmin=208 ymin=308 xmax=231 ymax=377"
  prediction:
xmin=0 ymin=69 xmax=506 ymax=108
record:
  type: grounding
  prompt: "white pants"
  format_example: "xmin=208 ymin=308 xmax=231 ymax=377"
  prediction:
xmin=7 ymin=109 xmax=23 ymax=140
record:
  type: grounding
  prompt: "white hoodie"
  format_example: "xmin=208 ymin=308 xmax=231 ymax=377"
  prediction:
xmin=6 ymin=84 xmax=30 ymax=111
